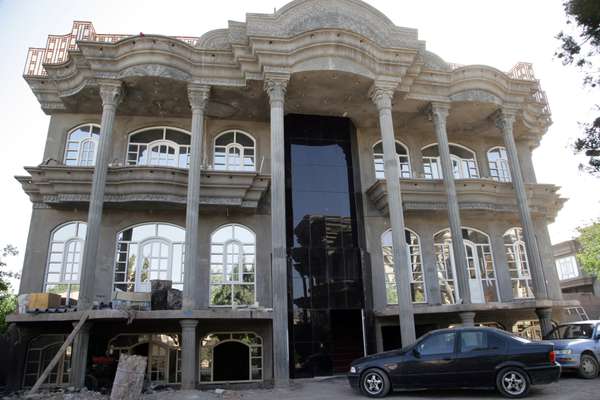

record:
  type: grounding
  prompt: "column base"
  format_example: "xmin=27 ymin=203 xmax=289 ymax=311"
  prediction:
xmin=535 ymin=307 xmax=554 ymax=338
xmin=459 ymin=311 xmax=476 ymax=327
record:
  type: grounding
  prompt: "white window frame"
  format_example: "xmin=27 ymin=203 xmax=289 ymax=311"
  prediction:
xmin=44 ymin=221 xmax=86 ymax=306
xmin=487 ymin=146 xmax=512 ymax=182
xmin=107 ymin=333 xmax=181 ymax=385
xmin=555 ymin=255 xmax=580 ymax=280
xmin=213 ymin=130 xmax=256 ymax=172
xmin=209 ymin=224 xmax=256 ymax=307
xmin=112 ymin=223 xmax=185 ymax=292
xmin=422 ymin=143 xmax=480 ymax=179
xmin=373 ymin=140 xmax=411 ymax=179
xmin=504 ymin=228 xmax=534 ymax=299
xmin=126 ymin=127 xmax=191 ymax=169
xmin=381 ymin=228 xmax=426 ymax=304
xmin=434 ymin=227 xmax=500 ymax=304
xmin=63 ymin=124 xmax=100 ymax=166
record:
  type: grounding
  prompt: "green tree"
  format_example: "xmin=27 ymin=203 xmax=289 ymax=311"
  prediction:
xmin=556 ymin=0 xmax=600 ymax=173
xmin=576 ymin=221 xmax=600 ymax=277
xmin=0 ymin=245 xmax=19 ymax=334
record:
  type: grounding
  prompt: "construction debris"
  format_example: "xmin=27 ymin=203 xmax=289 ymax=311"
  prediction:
xmin=150 ymin=280 xmax=171 ymax=310
xmin=110 ymin=355 xmax=147 ymax=400
xmin=112 ymin=292 xmax=151 ymax=311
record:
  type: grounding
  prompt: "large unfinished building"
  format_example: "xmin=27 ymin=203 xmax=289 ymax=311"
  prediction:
xmin=5 ymin=0 xmax=574 ymax=391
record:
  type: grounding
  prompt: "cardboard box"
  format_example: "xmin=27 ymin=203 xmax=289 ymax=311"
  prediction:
xmin=27 ymin=293 xmax=61 ymax=310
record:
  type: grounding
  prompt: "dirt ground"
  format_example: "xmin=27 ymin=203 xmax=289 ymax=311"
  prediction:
xmin=6 ymin=374 xmax=599 ymax=400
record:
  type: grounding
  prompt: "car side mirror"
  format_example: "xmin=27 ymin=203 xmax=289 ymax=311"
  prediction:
xmin=412 ymin=347 xmax=421 ymax=358
xmin=595 ymin=333 xmax=600 ymax=341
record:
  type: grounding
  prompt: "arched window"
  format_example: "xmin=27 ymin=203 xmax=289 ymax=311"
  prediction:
xmin=64 ymin=124 xmax=100 ymax=166
xmin=199 ymin=332 xmax=262 ymax=382
xmin=107 ymin=333 xmax=181 ymax=385
xmin=213 ymin=130 xmax=256 ymax=171
xmin=373 ymin=140 xmax=411 ymax=179
xmin=210 ymin=224 xmax=256 ymax=306
xmin=44 ymin=221 xmax=86 ymax=305
xmin=488 ymin=147 xmax=511 ymax=182
xmin=127 ymin=127 xmax=191 ymax=169
xmin=381 ymin=229 xmax=425 ymax=303
xmin=23 ymin=335 xmax=72 ymax=387
xmin=503 ymin=227 xmax=534 ymax=299
xmin=434 ymin=227 xmax=498 ymax=304
xmin=113 ymin=223 xmax=185 ymax=292
xmin=422 ymin=144 xmax=480 ymax=179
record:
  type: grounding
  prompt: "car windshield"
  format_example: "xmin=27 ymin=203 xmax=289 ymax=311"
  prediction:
xmin=549 ymin=324 xmax=594 ymax=340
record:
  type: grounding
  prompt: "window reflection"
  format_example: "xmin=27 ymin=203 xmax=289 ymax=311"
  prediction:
xmin=127 ymin=127 xmax=191 ymax=169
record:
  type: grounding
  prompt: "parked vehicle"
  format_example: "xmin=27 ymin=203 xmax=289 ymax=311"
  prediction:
xmin=544 ymin=320 xmax=600 ymax=379
xmin=347 ymin=327 xmax=560 ymax=398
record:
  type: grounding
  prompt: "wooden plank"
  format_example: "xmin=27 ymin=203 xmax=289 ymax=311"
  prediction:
xmin=27 ymin=310 xmax=91 ymax=395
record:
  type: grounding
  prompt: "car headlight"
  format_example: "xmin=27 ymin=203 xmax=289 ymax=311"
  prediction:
xmin=350 ymin=366 xmax=358 ymax=374
xmin=555 ymin=349 xmax=572 ymax=355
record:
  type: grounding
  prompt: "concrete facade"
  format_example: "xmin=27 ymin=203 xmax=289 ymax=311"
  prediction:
xmin=8 ymin=0 xmax=577 ymax=390
xmin=553 ymin=239 xmax=600 ymax=320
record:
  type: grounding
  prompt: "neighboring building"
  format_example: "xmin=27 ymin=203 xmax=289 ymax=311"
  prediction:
xmin=553 ymin=239 xmax=600 ymax=320
xmin=5 ymin=0 xmax=576 ymax=390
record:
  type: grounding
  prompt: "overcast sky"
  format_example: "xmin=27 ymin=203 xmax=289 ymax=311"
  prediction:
xmin=0 ymin=0 xmax=599 ymax=291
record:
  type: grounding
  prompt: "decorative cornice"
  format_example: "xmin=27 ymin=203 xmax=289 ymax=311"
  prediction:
xmin=187 ymin=84 xmax=211 ymax=112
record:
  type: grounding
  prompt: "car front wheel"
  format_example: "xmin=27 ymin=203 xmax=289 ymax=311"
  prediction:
xmin=496 ymin=367 xmax=530 ymax=399
xmin=360 ymin=368 xmax=391 ymax=398
xmin=578 ymin=354 xmax=599 ymax=379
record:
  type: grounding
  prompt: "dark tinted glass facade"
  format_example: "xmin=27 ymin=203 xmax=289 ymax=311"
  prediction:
xmin=285 ymin=114 xmax=366 ymax=377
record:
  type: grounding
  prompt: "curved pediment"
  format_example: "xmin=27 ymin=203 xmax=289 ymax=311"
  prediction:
xmin=196 ymin=29 xmax=232 ymax=50
xmin=246 ymin=0 xmax=424 ymax=49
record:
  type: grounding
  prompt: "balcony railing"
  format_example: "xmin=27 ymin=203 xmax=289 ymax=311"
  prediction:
xmin=24 ymin=21 xmax=200 ymax=77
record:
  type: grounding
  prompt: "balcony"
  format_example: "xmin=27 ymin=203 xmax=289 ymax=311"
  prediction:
xmin=16 ymin=165 xmax=270 ymax=211
xmin=366 ymin=178 xmax=565 ymax=218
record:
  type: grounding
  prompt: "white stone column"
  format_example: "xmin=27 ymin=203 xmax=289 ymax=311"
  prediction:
xmin=183 ymin=85 xmax=210 ymax=311
xmin=79 ymin=81 xmax=123 ymax=310
xmin=369 ymin=83 xmax=416 ymax=346
xmin=429 ymin=103 xmax=471 ymax=304
xmin=264 ymin=75 xmax=290 ymax=385
xmin=180 ymin=319 xmax=199 ymax=389
xmin=496 ymin=111 xmax=548 ymax=299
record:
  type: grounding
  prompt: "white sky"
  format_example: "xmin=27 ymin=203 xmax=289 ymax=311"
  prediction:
xmin=0 ymin=0 xmax=599 ymax=291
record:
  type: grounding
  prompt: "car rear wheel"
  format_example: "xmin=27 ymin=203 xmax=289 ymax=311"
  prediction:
xmin=578 ymin=354 xmax=599 ymax=379
xmin=496 ymin=367 xmax=530 ymax=399
xmin=360 ymin=368 xmax=391 ymax=398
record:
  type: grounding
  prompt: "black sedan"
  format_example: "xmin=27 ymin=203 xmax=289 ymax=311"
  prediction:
xmin=348 ymin=327 xmax=560 ymax=398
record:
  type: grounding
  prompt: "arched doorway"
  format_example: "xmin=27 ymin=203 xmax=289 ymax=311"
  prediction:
xmin=213 ymin=341 xmax=250 ymax=381
xmin=199 ymin=332 xmax=263 ymax=383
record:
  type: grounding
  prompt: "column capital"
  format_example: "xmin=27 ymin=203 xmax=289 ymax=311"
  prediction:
xmin=426 ymin=102 xmax=451 ymax=123
xmin=98 ymin=80 xmax=124 ymax=108
xmin=494 ymin=108 xmax=518 ymax=131
xmin=368 ymin=83 xmax=397 ymax=111
xmin=180 ymin=319 xmax=199 ymax=329
xmin=264 ymin=75 xmax=289 ymax=105
xmin=187 ymin=84 xmax=210 ymax=112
